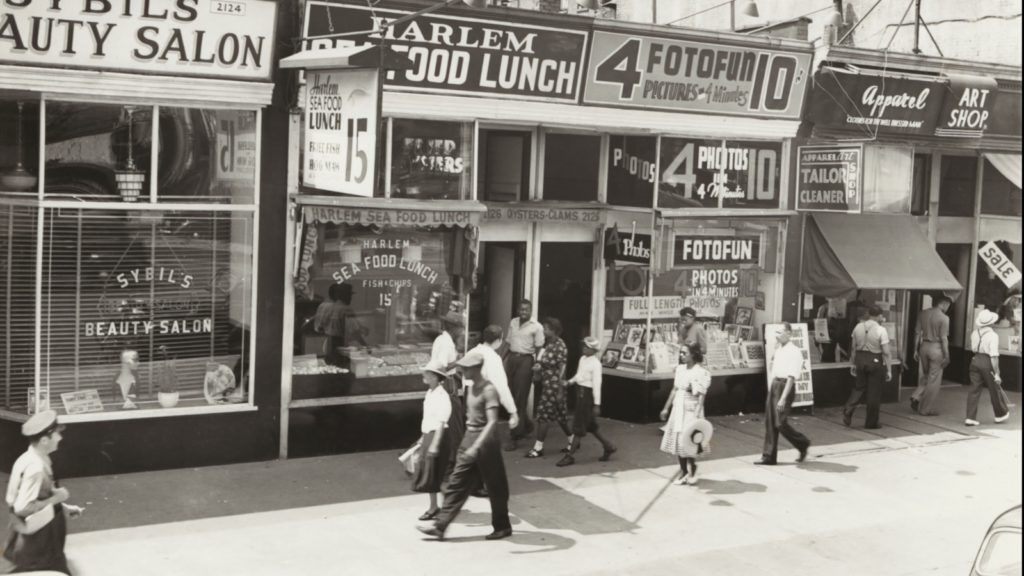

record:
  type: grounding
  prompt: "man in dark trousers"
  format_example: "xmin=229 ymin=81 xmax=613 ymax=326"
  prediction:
xmin=756 ymin=322 xmax=811 ymax=465
xmin=912 ymin=296 xmax=951 ymax=416
xmin=845 ymin=306 xmax=891 ymax=429
xmin=417 ymin=351 xmax=512 ymax=541
xmin=504 ymin=299 xmax=544 ymax=450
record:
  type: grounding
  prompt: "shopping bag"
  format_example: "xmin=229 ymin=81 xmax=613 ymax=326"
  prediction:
xmin=398 ymin=439 xmax=422 ymax=476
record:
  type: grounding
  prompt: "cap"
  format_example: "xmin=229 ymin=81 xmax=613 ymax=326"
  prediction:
xmin=976 ymin=309 xmax=999 ymax=328
xmin=22 ymin=409 xmax=62 ymax=438
xmin=582 ymin=336 xmax=601 ymax=350
xmin=455 ymin=351 xmax=485 ymax=368
xmin=422 ymin=359 xmax=451 ymax=378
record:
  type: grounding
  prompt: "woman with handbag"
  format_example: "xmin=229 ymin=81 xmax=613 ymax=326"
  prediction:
xmin=411 ymin=360 xmax=463 ymax=521
xmin=659 ymin=343 xmax=712 ymax=485
xmin=525 ymin=318 xmax=573 ymax=458
xmin=1 ymin=410 xmax=83 ymax=575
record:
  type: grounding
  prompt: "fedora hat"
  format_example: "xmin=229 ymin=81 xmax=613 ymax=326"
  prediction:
xmin=976 ymin=309 xmax=999 ymax=328
xmin=681 ymin=418 xmax=713 ymax=454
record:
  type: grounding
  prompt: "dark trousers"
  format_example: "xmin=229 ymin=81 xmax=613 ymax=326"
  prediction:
xmin=846 ymin=351 xmax=884 ymax=428
xmin=505 ymin=353 xmax=534 ymax=438
xmin=763 ymin=378 xmax=810 ymax=462
xmin=435 ymin=430 xmax=511 ymax=533
xmin=967 ymin=354 xmax=1009 ymax=421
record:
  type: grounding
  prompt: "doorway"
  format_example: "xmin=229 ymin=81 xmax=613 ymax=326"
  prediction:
xmin=936 ymin=243 xmax=972 ymax=384
xmin=537 ymin=243 xmax=594 ymax=372
xmin=469 ymin=242 xmax=526 ymax=346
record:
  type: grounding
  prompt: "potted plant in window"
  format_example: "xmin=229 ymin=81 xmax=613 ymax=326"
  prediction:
xmin=156 ymin=346 xmax=180 ymax=408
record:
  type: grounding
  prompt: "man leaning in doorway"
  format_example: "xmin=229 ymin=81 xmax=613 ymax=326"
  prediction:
xmin=844 ymin=306 xmax=891 ymax=429
xmin=678 ymin=307 xmax=708 ymax=353
xmin=912 ymin=296 xmax=951 ymax=416
xmin=505 ymin=299 xmax=544 ymax=450
xmin=756 ymin=322 xmax=811 ymax=465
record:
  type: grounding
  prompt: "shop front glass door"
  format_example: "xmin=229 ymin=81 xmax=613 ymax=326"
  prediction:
xmin=538 ymin=243 xmax=593 ymax=373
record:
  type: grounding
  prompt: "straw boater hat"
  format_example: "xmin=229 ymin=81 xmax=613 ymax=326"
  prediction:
xmin=681 ymin=418 xmax=714 ymax=454
xmin=421 ymin=359 xmax=451 ymax=379
xmin=22 ymin=409 xmax=63 ymax=438
xmin=582 ymin=336 xmax=601 ymax=351
xmin=976 ymin=309 xmax=999 ymax=328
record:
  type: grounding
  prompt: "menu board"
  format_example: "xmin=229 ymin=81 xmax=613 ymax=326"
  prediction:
xmin=764 ymin=323 xmax=814 ymax=407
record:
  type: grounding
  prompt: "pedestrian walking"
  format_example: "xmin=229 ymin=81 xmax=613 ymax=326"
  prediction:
xmin=412 ymin=360 xmax=464 ymax=522
xmin=965 ymin=309 xmax=1011 ymax=426
xmin=912 ymin=296 xmax=951 ymax=416
xmin=659 ymin=343 xmax=712 ymax=485
xmin=525 ymin=318 xmax=572 ymax=459
xmin=504 ymin=300 xmax=544 ymax=449
xmin=557 ymin=337 xmax=617 ymax=467
xmin=417 ymin=351 xmax=512 ymax=541
xmin=1 ymin=410 xmax=84 ymax=575
xmin=468 ymin=325 xmax=519 ymax=446
xmin=844 ymin=306 xmax=891 ymax=429
xmin=757 ymin=323 xmax=811 ymax=465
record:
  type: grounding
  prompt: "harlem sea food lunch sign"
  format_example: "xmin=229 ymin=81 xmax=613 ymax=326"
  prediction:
xmin=302 ymin=0 xmax=588 ymax=103
xmin=0 ymin=0 xmax=278 ymax=80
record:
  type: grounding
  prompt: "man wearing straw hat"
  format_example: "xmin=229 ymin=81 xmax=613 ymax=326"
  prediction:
xmin=965 ymin=309 xmax=1011 ymax=426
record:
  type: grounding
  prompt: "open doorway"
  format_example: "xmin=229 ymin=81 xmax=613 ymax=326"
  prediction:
xmin=469 ymin=242 xmax=526 ymax=346
xmin=538 ymin=243 xmax=594 ymax=372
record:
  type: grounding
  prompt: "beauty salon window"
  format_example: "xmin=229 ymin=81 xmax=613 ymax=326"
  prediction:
xmin=543 ymin=132 xmax=599 ymax=202
xmin=391 ymin=119 xmax=473 ymax=200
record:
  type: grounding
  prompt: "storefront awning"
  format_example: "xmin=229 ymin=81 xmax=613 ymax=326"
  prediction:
xmin=985 ymin=153 xmax=1022 ymax=189
xmin=296 ymin=196 xmax=486 ymax=228
xmin=800 ymin=213 xmax=962 ymax=298
xmin=280 ymin=45 xmax=413 ymax=70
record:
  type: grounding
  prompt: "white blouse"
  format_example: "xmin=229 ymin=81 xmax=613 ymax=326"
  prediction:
xmin=421 ymin=386 xmax=451 ymax=434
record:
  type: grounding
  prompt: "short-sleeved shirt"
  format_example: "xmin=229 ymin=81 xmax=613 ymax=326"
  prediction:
xmin=463 ymin=344 xmax=517 ymax=416
xmin=430 ymin=331 xmax=458 ymax=368
xmin=971 ymin=328 xmax=1001 ymax=357
xmin=678 ymin=322 xmax=708 ymax=354
xmin=466 ymin=380 xmax=500 ymax=428
xmin=5 ymin=448 xmax=51 ymax=516
xmin=770 ymin=342 xmax=804 ymax=383
xmin=569 ymin=355 xmax=604 ymax=405
xmin=852 ymin=320 xmax=889 ymax=354
xmin=506 ymin=318 xmax=544 ymax=355
xmin=421 ymin=386 xmax=452 ymax=434
xmin=918 ymin=308 xmax=950 ymax=343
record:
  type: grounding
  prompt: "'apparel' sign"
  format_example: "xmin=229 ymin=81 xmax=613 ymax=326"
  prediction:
xmin=674 ymin=235 xmax=760 ymax=266
xmin=0 ymin=0 xmax=278 ymax=80
xmin=796 ymin=145 xmax=862 ymax=213
xmin=302 ymin=0 xmax=588 ymax=103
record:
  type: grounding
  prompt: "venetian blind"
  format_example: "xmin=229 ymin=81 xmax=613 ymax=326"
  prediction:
xmin=0 ymin=204 xmax=39 ymax=412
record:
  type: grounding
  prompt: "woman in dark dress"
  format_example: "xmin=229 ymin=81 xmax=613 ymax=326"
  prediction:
xmin=526 ymin=318 xmax=573 ymax=458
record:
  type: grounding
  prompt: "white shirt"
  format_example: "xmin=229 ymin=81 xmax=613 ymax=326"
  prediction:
xmin=568 ymin=355 xmax=603 ymax=406
xmin=507 ymin=318 xmax=545 ymax=355
xmin=421 ymin=386 xmax=452 ymax=434
xmin=430 ymin=331 xmax=458 ymax=368
xmin=464 ymin=344 xmax=517 ymax=416
xmin=971 ymin=328 xmax=1001 ymax=357
xmin=5 ymin=448 xmax=49 ymax=515
xmin=770 ymin=342 xmax=804 ymax=383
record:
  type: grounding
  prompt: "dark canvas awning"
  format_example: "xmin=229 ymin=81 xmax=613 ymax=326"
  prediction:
xmin=800 ymin=213 xmax=962 ymax=298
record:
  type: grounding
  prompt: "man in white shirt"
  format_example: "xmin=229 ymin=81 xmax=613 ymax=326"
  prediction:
xmin=556 ymin=337 xmax=616 ymax=467
xmin=756 ymin=322 xmax=811 ymax=465
xmin=505 ymin=299 xmax=545 ymax=444
xmin=965 ymin=309 xmax=1010 ymax=426
xmin=431 ymin=311 xmax=464 ymax=372
xmin=466 ymin=325 xmax=519 ymax=446
xmin=844 ymin=306 xmax=891 ymax=429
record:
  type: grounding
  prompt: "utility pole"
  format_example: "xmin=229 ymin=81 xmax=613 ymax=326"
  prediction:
xmin=912 ymin=0 xmax=922 ymax=54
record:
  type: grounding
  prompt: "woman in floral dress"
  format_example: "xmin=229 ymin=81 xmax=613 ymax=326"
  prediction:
xmin=525 ymin=318 xmax=573 ymax=458
xmin=659 ymin=343 xmax=711 ymax=485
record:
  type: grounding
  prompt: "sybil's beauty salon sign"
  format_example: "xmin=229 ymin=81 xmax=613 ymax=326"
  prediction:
xmin=0 ymin=0 xmax=278 ymax=80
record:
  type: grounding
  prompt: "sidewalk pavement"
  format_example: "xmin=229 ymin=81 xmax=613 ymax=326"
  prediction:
xmin=1 ymin=385 xmax=1020 ymax=575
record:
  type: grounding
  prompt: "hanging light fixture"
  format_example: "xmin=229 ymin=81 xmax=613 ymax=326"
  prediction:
xmin=0 ymin=101 xmax=38 ymax=192
xmin=114 ymin=105 xmax=145 ymax=202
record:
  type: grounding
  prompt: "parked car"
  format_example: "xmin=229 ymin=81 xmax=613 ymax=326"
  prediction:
xmin=972 ymin=505 xmax=1022 ymax=576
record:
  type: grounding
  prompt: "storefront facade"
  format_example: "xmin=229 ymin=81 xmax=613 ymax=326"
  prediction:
xmin=281 ymin=0 xmax=814 ymax=456
xmin=800 ymin=46 xmax=1022 ymax=399
xmin=0 ymin=1 xmax=291 ymax=475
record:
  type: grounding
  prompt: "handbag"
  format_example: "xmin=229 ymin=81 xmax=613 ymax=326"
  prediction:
xmin=398 ymin=439 xmax=422 ymax=476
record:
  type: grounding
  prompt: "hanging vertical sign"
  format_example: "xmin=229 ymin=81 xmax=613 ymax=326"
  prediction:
xmin=303 ymin=68 xmax=380 ymax=197
xmin=796 ymin=145 xmax=862 ymax=213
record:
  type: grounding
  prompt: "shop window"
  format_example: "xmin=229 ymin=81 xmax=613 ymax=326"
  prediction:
xmin=0 ymin=205 xmax=39 ymax=412
xmin=391 ymin=119 xmax=473 ymax=200
xmin=862 ymin=145 xmax=912 ymax=214
xmin=0 ymin=206 xmax=254 ymax=415
xmin=543 ymin=132 xmax=599 ymax=202
xmin=974 ymin=240 xmax=1022 ymax=353
xmin=981 ymin=157 xmax=1022 ymax=217
xmin=45 ymin=102 xmax=154 ymax=202
xmin=938 ymin=155 xmax=978 ymax=217
xmin=603 ymin=219 xmax=785 ymax=375
xmin=0 ymin=98 xmax=41 ymax=198
xmin=157 ymin=108 xmax=257 ymax=204
xmin=607 ymin=135 xmax=655 ymax=208
xmin=911 ymin=152 xmax=931 ymax=216
xmin=798 ymin=290 xmax=908 ymax=366
xmin=479 ymin=130 xmax=531 ymax=202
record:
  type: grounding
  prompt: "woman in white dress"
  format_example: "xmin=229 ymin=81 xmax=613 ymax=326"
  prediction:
xmin=659 ymin=343 xmax=711 ymax=485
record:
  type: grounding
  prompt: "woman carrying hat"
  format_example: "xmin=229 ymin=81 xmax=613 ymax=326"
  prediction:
xmin=1 ymin=410 xmax=83 ymax=574
xmin=659 ymin=343 xmax=712 ymax=485
xmin=965 ymin=309 xmax=1011 ymax=426
xmin=412 ymin=360 xmax=465 ymax=521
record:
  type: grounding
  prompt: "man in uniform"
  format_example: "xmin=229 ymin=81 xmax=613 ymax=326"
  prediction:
xmin=845 ymin=306 xmax=891 ymax=429
xmin=756 ymin=322 xmax=811 ymax=465
xmin=912 ymin=296 xmax=951 ymax=416
xmin=504 ymin=299 xmax=544 ymax=449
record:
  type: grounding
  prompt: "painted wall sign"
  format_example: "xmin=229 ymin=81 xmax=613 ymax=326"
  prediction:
xmin=810 ymin=70 xmax=943 ymax=135
xmin=623 ymin=295 xmax=684 ymax=320
xmin=303 ymin=205 xmax=480 ymax=227
xmin=0 ymin=0 xmax=278 ymax=80
xmin=607 ymin=135 xmax=656 ymax=207
xmin=604 ymin=227 xmax=652 ymax=265
xmin=796 ymin=145 xmax=862 ymax=213
xmin=583 ymin=30 xmax=811 ymax=119
xmin=764 ymin=323 xmax=814 ymax=407
xmin=659 ymin=138 xmax=781 ymax=209
xmin=303 ymin=68 xmax=380 ymax=197
xmin=936 ymin=75 xmax=999 ymax=138
xmin=483 ymin=205 xmax=602 ymax=224
xmin=673 ymin=235 xmax=760 ymax=266
xmin=302 ymin=0 xmax=588 ymax=103
xmin=979 ymin=241 xmax=1022 ymax=288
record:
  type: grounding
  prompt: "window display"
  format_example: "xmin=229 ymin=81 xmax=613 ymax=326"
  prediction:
xmin=799 ymin=290 xmax=907 ymax=365
xmin=391 ymin=119 xmax=473 ymax=200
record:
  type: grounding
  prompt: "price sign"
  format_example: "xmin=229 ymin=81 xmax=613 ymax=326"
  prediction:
xmin=303 ymin=68 xmax=380 ymax=197
xmin=659 ymin=138 xmax=782 ymax=209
